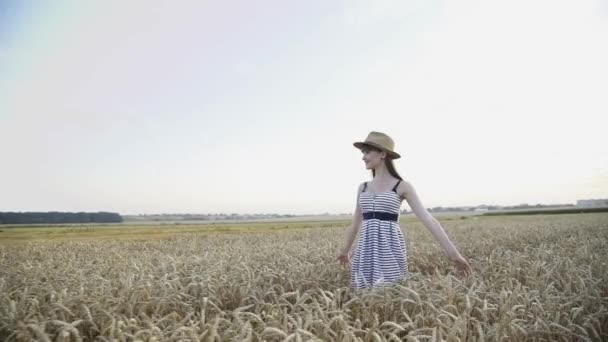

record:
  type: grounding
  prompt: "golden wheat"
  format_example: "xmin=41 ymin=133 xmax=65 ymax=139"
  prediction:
xmin=0 ymin=213 xmax=606 ymax=341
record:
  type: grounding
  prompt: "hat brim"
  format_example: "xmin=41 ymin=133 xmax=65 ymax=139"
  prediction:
xmin=353 ymin=142 xmax=401 ymax=159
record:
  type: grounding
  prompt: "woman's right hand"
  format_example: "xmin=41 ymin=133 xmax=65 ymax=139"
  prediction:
xmin=336 ymin=252 xmax=351 ymax=268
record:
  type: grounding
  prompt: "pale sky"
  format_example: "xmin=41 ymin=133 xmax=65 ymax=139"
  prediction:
xmin=1 ymin=0 xmax=607 ymax=215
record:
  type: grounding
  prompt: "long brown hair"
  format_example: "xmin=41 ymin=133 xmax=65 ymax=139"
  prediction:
xmin=372 ymin=158 xmax=403 ymax=180
xmin=366 ymin=145 xmax=403 ymax=180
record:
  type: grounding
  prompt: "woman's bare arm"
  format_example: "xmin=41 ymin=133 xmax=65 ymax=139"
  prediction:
xmin=340 ymin=183 xmax=364 ymax=255
xmin=398 ymin=180 xmax=464 ymax=261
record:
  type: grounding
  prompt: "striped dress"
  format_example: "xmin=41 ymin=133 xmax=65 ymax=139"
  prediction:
xmin=350 ymin=180 xmax=409 ymax=289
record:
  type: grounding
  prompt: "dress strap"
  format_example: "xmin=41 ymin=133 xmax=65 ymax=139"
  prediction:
xmin=391 ymin=180 xmax=401 ymax=192
xmin=362 ymin=182 xmax=368 ymax=192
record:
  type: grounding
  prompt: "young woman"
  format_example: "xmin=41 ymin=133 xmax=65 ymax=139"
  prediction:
xmin=336 ymin=131 xmax=472 ymax=289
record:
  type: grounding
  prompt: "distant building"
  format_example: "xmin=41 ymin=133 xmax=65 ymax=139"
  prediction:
xmin=576 ymin=199 xmax=608 ymax=208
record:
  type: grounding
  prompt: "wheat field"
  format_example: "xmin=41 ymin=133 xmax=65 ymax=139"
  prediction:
xmin=1 ymin=213 xmax=607 ymax=341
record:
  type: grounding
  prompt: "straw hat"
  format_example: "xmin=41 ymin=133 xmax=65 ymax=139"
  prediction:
xmin=353 ymin=131 xmax=401 ymax=159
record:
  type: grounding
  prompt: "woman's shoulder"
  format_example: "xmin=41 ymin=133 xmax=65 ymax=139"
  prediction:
xmin=397 ymin=178 xmax=412 ymax=186
xmin=395 ymin=179 xmax=415 ymax=198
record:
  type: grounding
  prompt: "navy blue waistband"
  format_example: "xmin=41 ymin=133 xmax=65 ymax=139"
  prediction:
xmin=362 ymin=211 xmax=399 ymax=221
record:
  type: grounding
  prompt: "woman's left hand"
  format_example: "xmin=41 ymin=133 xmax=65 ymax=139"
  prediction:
xmin=452 ymin=255 xmax=473 ymax=277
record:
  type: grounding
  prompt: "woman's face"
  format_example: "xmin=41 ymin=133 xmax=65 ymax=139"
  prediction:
xmin=361 ymin=145 xmax=386 ymax=169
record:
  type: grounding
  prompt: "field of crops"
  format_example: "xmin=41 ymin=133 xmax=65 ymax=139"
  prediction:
xmin=1 ymin=213 xmax=607 ymax=341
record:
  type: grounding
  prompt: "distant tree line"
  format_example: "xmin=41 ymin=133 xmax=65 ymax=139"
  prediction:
xmin=0 ymin=212 xmax=123 ymax=224
xmin=126 ymin=213 xmax=297 ymax=221
xmin=482 ymin=207 xmax=608 ymax=216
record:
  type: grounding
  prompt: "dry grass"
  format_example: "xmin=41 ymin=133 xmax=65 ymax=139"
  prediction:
xmin=1 ymin=213 xmax=607 ymax=341
xmin=0 ymin=221 xmax=350 ymax=244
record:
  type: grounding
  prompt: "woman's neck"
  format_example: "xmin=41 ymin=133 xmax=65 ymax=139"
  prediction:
xmin=373 ymin=163 xmax=392 ymax=182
